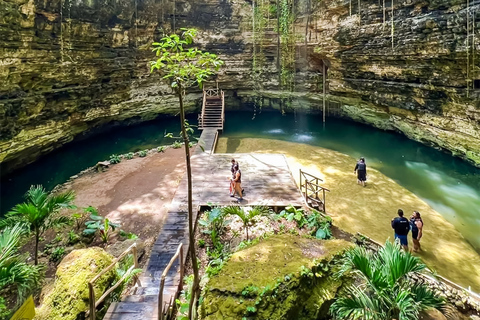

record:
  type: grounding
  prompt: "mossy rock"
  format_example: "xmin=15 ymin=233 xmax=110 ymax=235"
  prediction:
xmin=199 ymin=234 xmax=354 ymax=320
xmin=35 ymin=247 xmax=118 ymax=320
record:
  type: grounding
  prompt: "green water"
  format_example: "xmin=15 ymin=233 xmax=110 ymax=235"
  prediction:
xmin=222 ymin=111 xmax=480 ymax=252
xmin=1 ymin=111 xmax=480 ymax=252
xmin=0 ymin=115 xmax=196 ymax=214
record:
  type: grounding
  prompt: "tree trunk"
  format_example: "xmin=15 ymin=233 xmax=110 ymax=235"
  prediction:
xmin=177 ymin=85 xmax=199 ymax=319
xmin=34 ymin=228 xmax=39 ymax=265
xmin=276 ymin=0 xmax=281 ymax=87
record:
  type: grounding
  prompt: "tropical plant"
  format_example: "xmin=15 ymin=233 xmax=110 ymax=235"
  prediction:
xmin=172 ymin=141 xmax=183 ymax=149
xmin=307 ymin=210 xmax=332 ymax=239
xmin=124 ymin=152 xmax=135 ymax=159
xmin=150 ymin=27 xmax=224 ymax=317
xmin=157 ymin=146 xmax=166 ymax=153
xmin=138 ymin=150 xmax=148 ymax=157
xmin=198 ymin=207 xmax=230 ymax=248
xmin=3 ymin=185 xmax=75 ymax=265
xmin=72 ymin=206 xmax=97 ymax=230
xmin=118 ymin=230 xmax=139 ymax=240
xmin=83 ymin=211 xmax=120 ymax=243
xmin=278 ymin=205 xmax=307 ymax=228
xmin=223 ymin=206 xmax=268 ymax=240
xmin=50 ymin=247 xmax=66 ymax=262
xmin=330 ymin=241 xmax=445 ymax=320
xmin=0 ymin=224 xmax=44 ymax=303
xmin=109 ymin=154 xmax=122 ymax=164
xmin=67 ymin=230 xmax=80 ymax=245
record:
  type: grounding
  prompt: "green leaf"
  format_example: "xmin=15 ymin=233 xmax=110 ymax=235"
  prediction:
xmin=315 ymin=228 xmax=327 ymax=239
xmin=83 ymin=228 xmax=97 ymax=235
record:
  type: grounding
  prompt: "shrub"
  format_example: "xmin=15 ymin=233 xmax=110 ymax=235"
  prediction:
xmin=157 ymin=146 xmax=166 ymax=153
xmin=109 ymin=154 xmax=121 ymax=164
xmin=83 ymin=212 xmax=120 ymax=243
xmin=124 ymin=152 xmax=134 ymax=160
xmin=67 ymin=230 xmax=80 ymax=245
xmin=138 ymin=150 xmax=148 ymax=157
xmin=172 ymin=141 xmax=182 ymax=149
xmin=50 ymin=247 xmax=66 ymax=262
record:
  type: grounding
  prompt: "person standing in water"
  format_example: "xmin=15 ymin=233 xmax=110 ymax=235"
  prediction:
xmin=391 ymin=209 xmax=410 ymax=251
xmin=354 ymin=157 xmax=367 ymax=187
xmin=410 ymin=211 xmax=424 ymax=252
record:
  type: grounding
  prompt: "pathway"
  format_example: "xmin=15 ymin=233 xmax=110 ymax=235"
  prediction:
xmin=104 ymin=128 xmax=304 ymax=319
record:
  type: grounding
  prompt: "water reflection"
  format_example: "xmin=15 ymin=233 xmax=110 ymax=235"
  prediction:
xmin=222 ymin=111 xmax=480 ymax=252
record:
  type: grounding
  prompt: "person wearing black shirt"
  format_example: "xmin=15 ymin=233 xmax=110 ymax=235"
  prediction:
xmin=391 ymin=209 xmax=410 ymax=251
xmin=354 ymin=157 xmax=367 ymax=187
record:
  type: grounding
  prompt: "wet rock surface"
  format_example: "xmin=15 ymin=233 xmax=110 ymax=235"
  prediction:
xmin=1 ymin=0 xmax=479 ymax=173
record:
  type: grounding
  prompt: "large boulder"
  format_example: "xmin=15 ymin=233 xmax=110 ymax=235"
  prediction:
xmin=35 ymin=247 xmax=118 ymax=320
xmin=199 ymin=234 xmax=354 ymax=320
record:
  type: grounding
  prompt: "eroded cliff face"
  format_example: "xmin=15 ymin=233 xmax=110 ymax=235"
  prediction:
xmin=0 ymin=0 xmax=479 ymax=174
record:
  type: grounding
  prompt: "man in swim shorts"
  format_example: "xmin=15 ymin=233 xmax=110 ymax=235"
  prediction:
xmin=391 ymin=209 xmax=410 ymax=251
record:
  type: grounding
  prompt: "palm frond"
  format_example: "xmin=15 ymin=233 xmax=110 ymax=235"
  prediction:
xmin=410 ymin=284 xmax=445 ymax=311
xmin=0 ymin=224 xmax=44 ymax=303
xmin=379 ymin=241 xmax=426 ymax=286
xmin=394 ymin=289 xmax=419 ymax=320
xmin=330 ymin=286 xmax=386 ymax=320
xmin=221 ymin=205 xmax=245 ymax=220
xmin=0 ymin=224 xmax=24 ymax=262
xmin=48 ymin=216 xmax=73 ymax=230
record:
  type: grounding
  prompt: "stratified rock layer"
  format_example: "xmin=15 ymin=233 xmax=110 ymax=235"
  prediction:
xmin=199 ymin=234 xmax=354 ymax=320
xmin=1 ymin=0 xmax=479 ymax=173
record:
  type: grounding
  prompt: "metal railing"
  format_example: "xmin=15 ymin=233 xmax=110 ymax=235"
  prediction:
xmin=88 ymin=243 xmax=140 ymax=320
xmin=158 ymin=243 xmax=185 ymax=320
xmin=299 ymin=169 xmax=330 ymax=212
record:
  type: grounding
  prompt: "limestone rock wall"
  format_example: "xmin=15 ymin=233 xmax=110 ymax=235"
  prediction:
xmin=1 ymin=0 xmax=479 ymax=174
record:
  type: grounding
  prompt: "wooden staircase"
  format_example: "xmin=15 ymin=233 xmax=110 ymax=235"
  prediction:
xmin=199 ymin=88 xmax=224 ymax=131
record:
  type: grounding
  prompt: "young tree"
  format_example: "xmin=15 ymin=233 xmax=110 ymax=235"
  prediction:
xmin=150 ymin=28 xmax=224 ymax=318
xmin=330 ymin=241 xmax=445 ymax=320
xmin=4 ymin=185 xmax=75 ymax=265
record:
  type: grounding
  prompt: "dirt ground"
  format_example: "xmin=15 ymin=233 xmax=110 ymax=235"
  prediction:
xmin=21 ymin=147 xmax=189 ymax=282
xmin=65 ymin=147 xmax=189 ymax=260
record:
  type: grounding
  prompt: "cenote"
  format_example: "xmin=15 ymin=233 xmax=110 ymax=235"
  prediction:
xmin=2 ymin=110 xmax=480 ymax=253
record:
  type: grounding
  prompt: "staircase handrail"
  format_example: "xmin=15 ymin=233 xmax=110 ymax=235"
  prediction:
xmin=300 ymin=169 xmax=330 ymax=212
xmin=158 ymin=243 xmax=184 ymax=320
xmin=88 ymin=243 xmax=140 ymax=320
xmin=221 ymin=90 xmax=225 ymax=130
xmin=205 ymin=88 xmax=220 ymax=97
xmin=201 ymin=90 xmax=207 ymax=128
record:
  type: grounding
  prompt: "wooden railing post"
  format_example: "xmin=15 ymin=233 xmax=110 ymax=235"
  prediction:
xmin=157 ymin=243 xmax=184 ymax=320
xmin=323 ymin=189 xmax=326 ymax=212
xmin=89 ymin=283 xmax=96 ymax=320
xmin=87 ymin=243 xmax=138 ymax=319
xmin=179 ymin=245 xmax=184 ymax=291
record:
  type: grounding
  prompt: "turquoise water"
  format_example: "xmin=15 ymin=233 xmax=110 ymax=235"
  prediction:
xmin=1 ymin=110 xmax=480 ymax=252
xmin=0 ymin=115 xmax=196 ymax=214
xmin=221 ymin=111 xmax=480 ymax=252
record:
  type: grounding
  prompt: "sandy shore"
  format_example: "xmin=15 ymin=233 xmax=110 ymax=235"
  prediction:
xmin=216 ymin=137 xmax=480 ymax=292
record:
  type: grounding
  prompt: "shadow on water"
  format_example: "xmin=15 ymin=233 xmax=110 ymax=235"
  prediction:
xmin=222 ymin=111 xmax=480 ymax=252
xmin=0 ymin=115 xmax=198 ymax=214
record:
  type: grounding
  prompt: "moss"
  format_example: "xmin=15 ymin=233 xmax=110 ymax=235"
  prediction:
xmin=35 ymin=247 xmax=118 ymax=320
xmin=200 ymin=234 xmax=353 ymax=320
